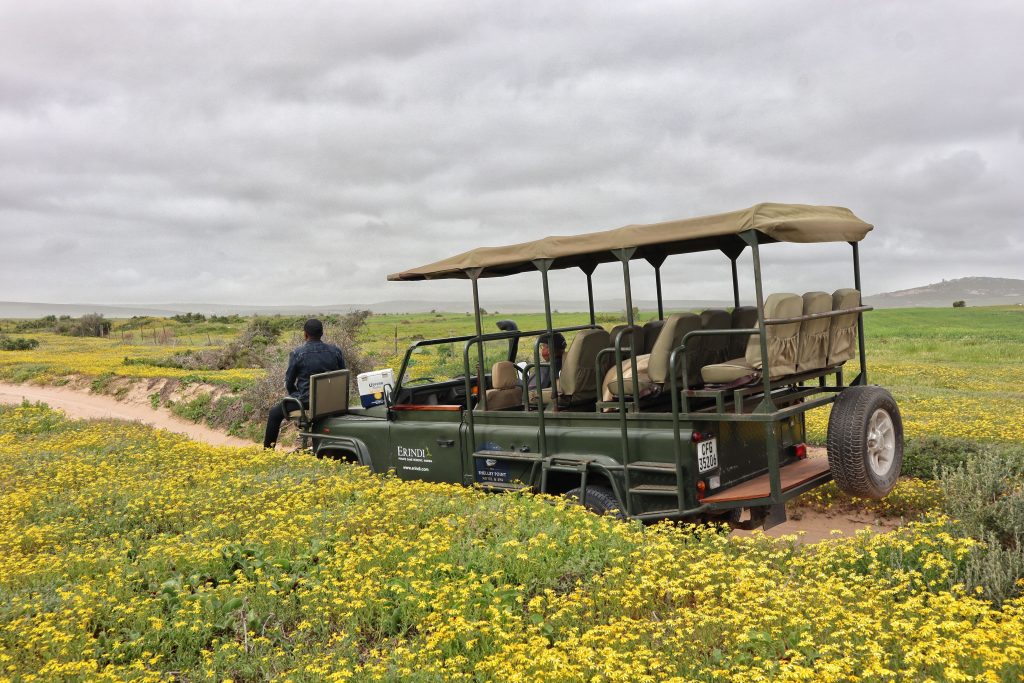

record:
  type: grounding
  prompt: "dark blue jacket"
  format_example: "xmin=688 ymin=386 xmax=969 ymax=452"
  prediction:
xmin=285 ymin=340 xmax=346 ymax=402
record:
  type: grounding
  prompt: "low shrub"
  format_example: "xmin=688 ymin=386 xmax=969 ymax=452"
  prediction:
xmin=903 ymin=436 xmax=992 ymax=479
xmin=940 ymin=446 xmax=1024 ymax=549
xmin=0 ymin=335 xmax=39 ymax=351
xmin=939 ymin=444 xmax=1024 ymax=605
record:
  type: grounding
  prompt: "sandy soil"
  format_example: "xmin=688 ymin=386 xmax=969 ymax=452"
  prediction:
xmin=0 ymin=381 xmax=252 ymax=447
xmin=0 ymin=381 xmax=902 ymax=542
xmin=745 ymin=508 xmax=902 ymax=544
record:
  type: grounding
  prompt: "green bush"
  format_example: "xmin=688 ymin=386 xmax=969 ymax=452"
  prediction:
xmin=940 ymin=446 xmax=1024 ymax=548
xmin=939 ymin=444 xmax=1024 ymax=605
xmin=902 ymin=436 xmax=991 ymax=479
xmin=0 ymin=335 xmax=39 ymax=351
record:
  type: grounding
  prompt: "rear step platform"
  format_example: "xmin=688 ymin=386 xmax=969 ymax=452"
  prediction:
xmin=702 ymin=457 xmax=831 ymax=503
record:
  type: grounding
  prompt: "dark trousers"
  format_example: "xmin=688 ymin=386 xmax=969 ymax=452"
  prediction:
xmin=263 ymin=401 xmax=306 ymax=448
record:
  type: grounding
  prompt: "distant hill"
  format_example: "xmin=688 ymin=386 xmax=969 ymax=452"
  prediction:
xmin=5 ymin=278 xmax=1020 ymax=318
xmin=0 ymin=298 xmax=732 ymax=319
xmin=864 ymin=277 xmax=1024 ymax=308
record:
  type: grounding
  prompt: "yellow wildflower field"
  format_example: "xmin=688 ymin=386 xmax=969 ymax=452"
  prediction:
xmin=1 ymin=403 xmax=1022 ymax=682
xmin=0 ymin=332 xmax=262 ymax=387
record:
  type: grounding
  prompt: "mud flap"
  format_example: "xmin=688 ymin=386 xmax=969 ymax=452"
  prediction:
xmin=763 ymin=503 xmax=788 ymax=530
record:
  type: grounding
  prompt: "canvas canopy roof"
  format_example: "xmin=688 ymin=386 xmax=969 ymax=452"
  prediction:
xmin=387 ymin=202 xmax=872 ymax=281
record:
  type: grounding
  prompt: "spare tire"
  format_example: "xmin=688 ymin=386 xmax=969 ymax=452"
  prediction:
xmin=827 ymin=385 xmax=903 ymax=499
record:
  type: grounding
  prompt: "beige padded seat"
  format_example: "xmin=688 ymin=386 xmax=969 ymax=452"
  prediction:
xmin=797 ymin=292 xmax=832 ymax=372
xmin=483 ymin=361 xmax=522 ymax=411
xmin=700 ymin=293 xmax=803 ymax=385
xmin=642 ymin=320 xmax=665 ymax=354
xmin=694 ymin=309 xmax=731 ymax=382
xmin=530 ymin=328 xmax=613 ymax=408
xmin=828 ymin=288 xmax=861 ymax=366
xmin=609 ymin=325 xmax=645 ymax=357
xmin=558 ymin=328 xmax=611 ymax=404
xmin=728 ymin=306 xmax=758 ymax=359
xmin=603 ymin=312 xmax=701 ymax=398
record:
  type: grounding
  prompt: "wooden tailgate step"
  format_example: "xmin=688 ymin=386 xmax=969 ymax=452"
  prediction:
xmin=702 ymin=456 xmax=831 ymax=503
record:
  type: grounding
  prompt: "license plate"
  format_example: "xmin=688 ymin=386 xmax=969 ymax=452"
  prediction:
xmin=697 ymin=438 xmax=719 ymax=472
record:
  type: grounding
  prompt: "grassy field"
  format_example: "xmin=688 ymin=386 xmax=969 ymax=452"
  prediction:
xmin=3 ymin=306 xmax=1023 ymax=444
xmin=1 ymin=402 xmax=1022 ymax=682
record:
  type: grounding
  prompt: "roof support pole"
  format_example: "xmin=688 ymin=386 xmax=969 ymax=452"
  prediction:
xmin=731 ymin=256 xmax=741 ymax=309
xmin=720 ymin=242 xmax=746 ymax=311
xmin=741 ymin=230 xmax=781 ymax=501
xmin=655 ymin=268 xmax=664 ymax=320
xmin=613 ymin=248 xmax=638 ymax=326
xmin=580 ymin=262 xmax=598 ymax=326
xmin=533 ymin=259 xmax=556 ymax=458
xmin=851 ymin=241 xmax=868 ymax=385
xmin=645 ymin=253 xmax=668 ymax=321
xmin=467 ymin=268 xmax=487 ymax=412
xmin=737 ymin=233 xmax=773 ymax=405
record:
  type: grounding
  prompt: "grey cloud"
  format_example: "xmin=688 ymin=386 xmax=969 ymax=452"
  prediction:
xmin=1 ymin=0 xmax=1022 ymax=306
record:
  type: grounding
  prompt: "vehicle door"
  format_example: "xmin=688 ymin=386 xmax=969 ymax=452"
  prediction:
xmin=388 ymin=405 xmax=466 ymax=484
xmin=387 ymin=341 xmax=471 ymax=484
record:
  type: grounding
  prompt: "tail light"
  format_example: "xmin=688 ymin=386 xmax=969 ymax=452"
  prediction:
xmin=794 ymin=443 xmax=807 ymax=459
xmin=691 ymin=431 xmax=704 ymax=443
xmin=696 ymin=480 xmax=707 ymax=500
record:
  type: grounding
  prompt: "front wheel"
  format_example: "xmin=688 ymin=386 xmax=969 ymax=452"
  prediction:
xmin=565 ymin=485 xmax=626 ymax=520
xmin=827 ymin=385 xmax=903 ymax=499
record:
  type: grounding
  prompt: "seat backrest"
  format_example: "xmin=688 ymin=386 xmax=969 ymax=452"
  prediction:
xmin=609 ymin=325 xmax=645 ymax=358
xmin=697 ymin=309 xmax=731 ymax=372
xmin=828 ymin=288 xmax=861 ymax=366
xmin=797 ymin=292 xmax=832 ymax=372
xmin=483 ymin=360 xmax=521 ymax=410
xmin=559 ymin=328 xmax=611 ymax=399
xmin=729 ymin=306 xmax=758 ymax=359
xmin=743 ymin=293 xmax=802 ymax=378
xmin=309 ymin=370 xmax=350 ymax=420
xmin=642 ymin=320 xmax=665 ymax=354
xmin=647 ymin=312 xmax=701 ymax=385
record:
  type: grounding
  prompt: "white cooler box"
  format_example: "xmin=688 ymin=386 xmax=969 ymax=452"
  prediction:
xmin=356 ymin=369 xmax=395 ymax=408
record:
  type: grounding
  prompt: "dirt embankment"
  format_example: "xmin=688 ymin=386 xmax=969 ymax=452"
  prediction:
xmin=0 ymin=381 xmax=901 ymax=542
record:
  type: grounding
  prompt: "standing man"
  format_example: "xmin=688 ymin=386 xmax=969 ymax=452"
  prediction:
xmin=263 ymin=318 xmax=346 ymax=449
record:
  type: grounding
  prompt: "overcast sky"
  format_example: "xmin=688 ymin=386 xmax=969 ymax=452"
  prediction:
xmin=1 ymin=0 xmax=1021 ymax=308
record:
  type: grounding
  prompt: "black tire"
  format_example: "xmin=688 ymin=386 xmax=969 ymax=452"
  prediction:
xmin=565 ymin=485 xmax=626 ymax=520
xmin=827 ymin=385 xmax=903 ymax=499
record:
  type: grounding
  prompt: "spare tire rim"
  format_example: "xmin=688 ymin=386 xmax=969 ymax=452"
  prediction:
xmin=866 ymin=408 xmax=896 ymax=476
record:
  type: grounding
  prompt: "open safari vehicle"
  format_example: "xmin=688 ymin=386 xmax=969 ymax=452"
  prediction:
xmin=302 ymin=203 xmax=904 ymax=528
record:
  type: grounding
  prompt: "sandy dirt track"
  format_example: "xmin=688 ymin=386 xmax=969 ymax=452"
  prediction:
xmin=0 ymin=381 xmax=900 ymax=542
xmin=0 ymin=381 xmax=252 ymax=447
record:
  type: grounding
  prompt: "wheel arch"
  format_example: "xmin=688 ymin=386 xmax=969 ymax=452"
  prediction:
xmin=313 ymin=436 xmax=375 ymax=469
xmin=541 ymin=459 xmax=626 ymax=510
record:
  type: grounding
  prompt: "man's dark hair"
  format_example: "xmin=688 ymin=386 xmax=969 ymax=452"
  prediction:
xmin=539 ymin=331 xmax=567 ymax=351
xmin=303 ymin=318 xmax=324 ymax=339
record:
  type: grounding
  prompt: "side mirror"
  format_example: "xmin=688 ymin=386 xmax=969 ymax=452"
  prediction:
xmin=383 ymin=383 xmax=395 ymax=420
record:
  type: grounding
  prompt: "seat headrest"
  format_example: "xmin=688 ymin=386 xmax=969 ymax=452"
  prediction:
xmin=700 ymin=309 xmax=731 ymax=330
xmin=491 ymin=361 xmax=519 ymax=389
xmin=731 ymin=305 xmax=758 ymax=326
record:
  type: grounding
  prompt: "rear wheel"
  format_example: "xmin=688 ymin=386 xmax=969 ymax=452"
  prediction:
xmin=827 ymin=385 xmax=903 ymax=498
xmin=565 ymin=485 xmax=626 ymax=520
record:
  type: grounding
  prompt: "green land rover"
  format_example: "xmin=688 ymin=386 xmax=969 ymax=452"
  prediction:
xmin=289 ymin=203 xmax=903 ymax=529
